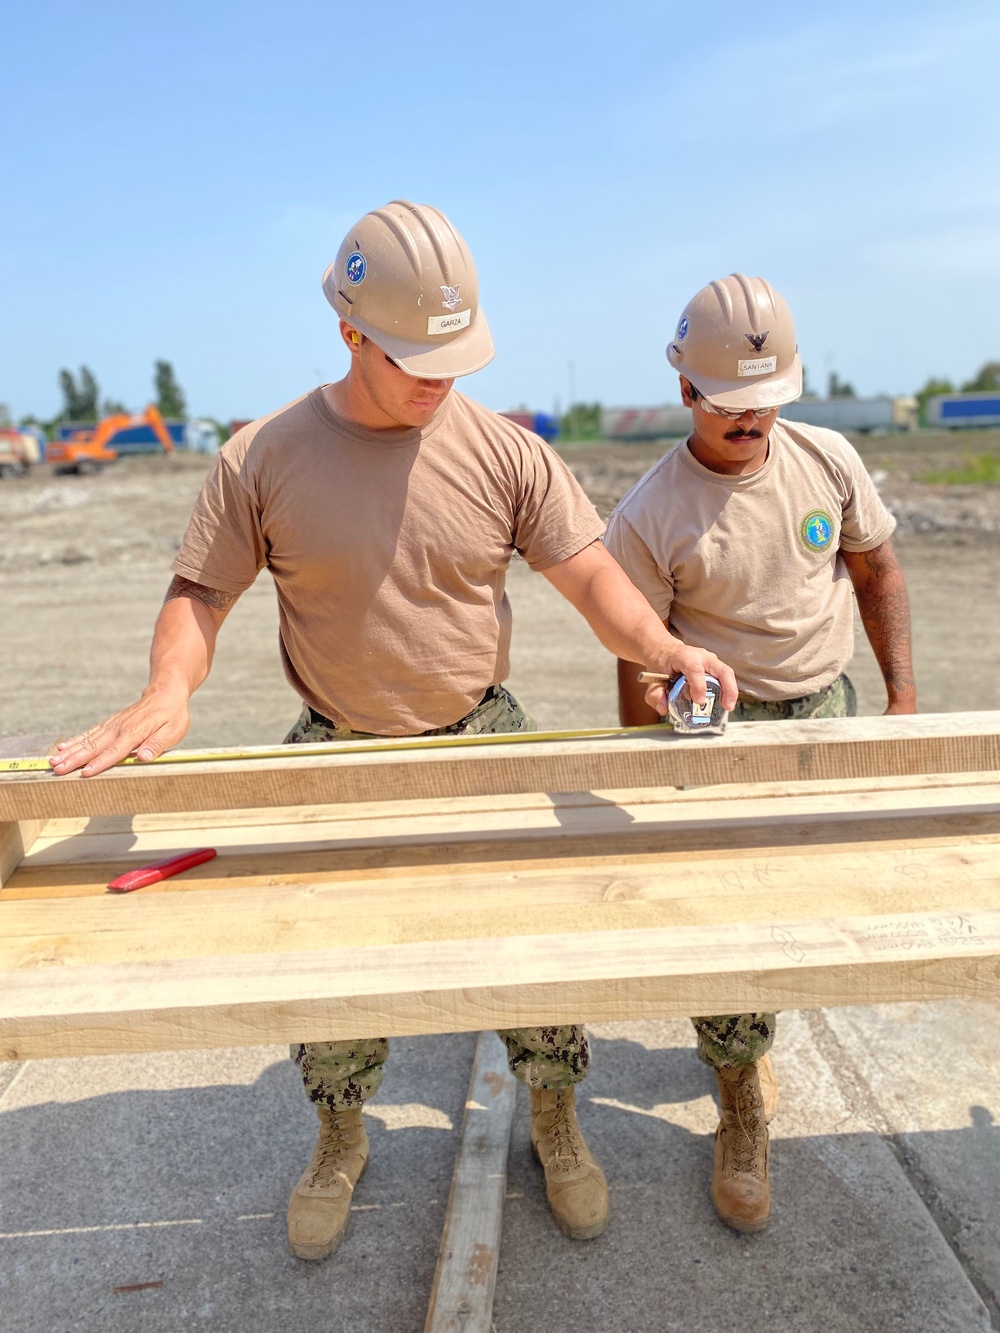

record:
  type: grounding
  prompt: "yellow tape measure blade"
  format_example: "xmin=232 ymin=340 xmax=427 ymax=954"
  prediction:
xmin=0 ymin=723 xmax=669 ymax=774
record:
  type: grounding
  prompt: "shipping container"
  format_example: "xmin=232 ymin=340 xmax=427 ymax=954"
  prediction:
xmin=926 ymin=392 xmax=1000 ymax=429
xmin=499 ymin=410 xmax=559 ymax=442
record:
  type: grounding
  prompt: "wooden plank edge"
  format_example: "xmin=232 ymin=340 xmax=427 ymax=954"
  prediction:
xmin=30 ymin=768 xmax=1000 ymax=844
xmin=20 ymin=782 xmax=1000 ymax=871
xmin=424 ymin=1033 xmax=516 ymax=1333
xmin=0 ymin=821 xmax=46 ymax=889
xmin=3 ymin=908 xmax=998 ymax=1061
xmin=3 ymin=713 xmax=999 ymax=821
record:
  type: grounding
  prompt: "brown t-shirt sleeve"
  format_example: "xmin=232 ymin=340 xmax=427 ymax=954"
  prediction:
xmin=837 ymin=441 xmax=897 ymax=552
xmin=603 ymin=510 xmax=674 ymax=621
xmin=172 ymin=449 xmax=267 ymax=594
xmin=508 ymin=434 xmax=605 ymax=571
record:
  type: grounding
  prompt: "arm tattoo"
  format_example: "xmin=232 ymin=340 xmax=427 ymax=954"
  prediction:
xmin=164 ymin=574 xmax=240 ymax=613
xmin=848 ymin=544 xmax=916 ymax=697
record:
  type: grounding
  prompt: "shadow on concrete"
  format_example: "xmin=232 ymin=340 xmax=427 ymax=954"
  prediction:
xmin=0 ymin=1033 xmax=476 ymax=1333
xmin=1 ymin=1031 xmax=996 ymax=1333
xmin=500 ymin=1035 xmax=997 ymax=1333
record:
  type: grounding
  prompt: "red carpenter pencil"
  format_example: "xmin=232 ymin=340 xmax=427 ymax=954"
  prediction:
xmin=107 ymin=847 xmax=218 ymax=893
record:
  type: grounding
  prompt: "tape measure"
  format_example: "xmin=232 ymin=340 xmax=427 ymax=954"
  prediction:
xmin=0 ymin=723 xmax=669 ymax=775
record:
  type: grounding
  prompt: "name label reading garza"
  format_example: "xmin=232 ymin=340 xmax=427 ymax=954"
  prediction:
xmin=737 ymin=355 xmax=778 ymax=377
xmin=427 ymin=309 xmax=472 ymax=336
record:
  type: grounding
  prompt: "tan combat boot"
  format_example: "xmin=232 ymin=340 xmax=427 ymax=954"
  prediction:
xmin=712 ymin=1063 xmax=770 ymax=1233
xmin=529 ymin=1087 xmax=609 ymax=1240
xmin=287 ymin=1105 xmax=369 ymax=1260
xmin=758 ymin=1052 xmax=779 ymax=1123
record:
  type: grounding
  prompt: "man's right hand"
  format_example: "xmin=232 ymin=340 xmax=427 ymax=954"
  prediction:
xmin=49 ymin=576 xmax=235 ymax=777
xmin=49 ymin=687 xmax=191 ymax=777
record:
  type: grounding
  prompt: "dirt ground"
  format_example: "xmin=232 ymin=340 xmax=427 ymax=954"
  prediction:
xmin=2 ymin=428 xmax=999 ymax=749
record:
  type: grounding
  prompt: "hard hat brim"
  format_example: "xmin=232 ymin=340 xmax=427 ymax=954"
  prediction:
xmin=352 ymin=309 xmax=495 ymax=379
xmin=670 ymin=349 xmax=803 ymax=411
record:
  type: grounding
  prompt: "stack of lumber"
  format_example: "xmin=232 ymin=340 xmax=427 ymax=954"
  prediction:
xmin=1 ymin=712 xmax=998 ymax=1062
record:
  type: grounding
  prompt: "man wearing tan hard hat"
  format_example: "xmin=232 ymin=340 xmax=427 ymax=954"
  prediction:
xmin=606 ymin=272 xmax=916 ymax=1235
xmin=50 ymin=201 xmax=737 ymax=1259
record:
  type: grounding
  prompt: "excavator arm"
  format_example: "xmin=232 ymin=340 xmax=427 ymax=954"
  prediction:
xmin=145 ymin=405 xmax=175 ymax=454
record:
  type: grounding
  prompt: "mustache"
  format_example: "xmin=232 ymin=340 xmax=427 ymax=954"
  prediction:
xmin=724 ymin=427 xmax=764 ymax=440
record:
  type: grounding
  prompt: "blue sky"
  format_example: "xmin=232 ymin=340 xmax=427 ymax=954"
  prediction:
xmin=2 ymin=0 xmax=998 ymax=424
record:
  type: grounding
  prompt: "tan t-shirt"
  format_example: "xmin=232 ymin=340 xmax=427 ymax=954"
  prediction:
xmin=603 ymin=419 xmax=896 ymax=701
xmin=173 ymin=388 xmax=603 ymax=733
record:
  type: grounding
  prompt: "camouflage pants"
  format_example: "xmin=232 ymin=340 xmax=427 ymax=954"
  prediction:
xmin=730 ymin=671 xmax=857 ymax=723
xmin=285 ymin=687 xmax=591 ymax=1108
xmin=693 ymin=672 xmax=856 ymax=1069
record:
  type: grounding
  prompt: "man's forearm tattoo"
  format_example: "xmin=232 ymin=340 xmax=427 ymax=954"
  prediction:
xmin=164 ymin=574 xmax=239 ymax=613
xmin=853 ymin=548 xmax=915 ymax=694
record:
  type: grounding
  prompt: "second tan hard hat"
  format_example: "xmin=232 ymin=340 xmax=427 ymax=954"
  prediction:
xmin=322 ymin=200 xmax=494 ymax=379
xmin=667 ymin=273 xmax=802 ymax=409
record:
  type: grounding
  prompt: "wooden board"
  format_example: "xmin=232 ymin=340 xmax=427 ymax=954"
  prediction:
xmin=1 ymin=712 xmax=998 ymax=821
xmin=5 ymin=835 xmax=1000 ymax=963
xmin=3 ymin=906 xmax=998 ymax=1061
xmin=13 ymin=774 xmax=1000 ymax=875
xmin=424 ymin=1033 xmax=515 ymax=1333
xmin=0 ymin=820 xmax=44 ymax=889
xmin=2 ymin=716 xmax=998 ymax=1063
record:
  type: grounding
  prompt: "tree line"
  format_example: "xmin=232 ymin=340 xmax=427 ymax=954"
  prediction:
xmin=5 ymin=356 xmax=998 ymax=443
xmin=11 ymin=360 xmax=188 ymax=436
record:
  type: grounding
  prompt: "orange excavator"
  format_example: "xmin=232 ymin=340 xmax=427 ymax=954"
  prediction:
xmin=47 ymin=405 xmax=175 ymax=474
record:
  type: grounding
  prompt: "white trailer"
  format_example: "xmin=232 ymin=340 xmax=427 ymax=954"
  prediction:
xmin=778 ymin=397 xmax=906 ymax=433
xmin=604 ymin=396 xmax=916 ymax=441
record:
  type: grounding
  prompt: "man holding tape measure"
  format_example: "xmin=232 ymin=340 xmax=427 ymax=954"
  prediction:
xmin=605 ymin=273 xmax=916 ymax=1235
xmin=50 ymin=200 xmax=737 ymax=1260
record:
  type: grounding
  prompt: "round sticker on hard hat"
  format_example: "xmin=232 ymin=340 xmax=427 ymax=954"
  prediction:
xmin=676 ymin=315 xmax=689 ymax=342
xmin=345 ymin=252 xmax=367 ymax=285
xmin=799 ymin=509 xmax=835 ymax=552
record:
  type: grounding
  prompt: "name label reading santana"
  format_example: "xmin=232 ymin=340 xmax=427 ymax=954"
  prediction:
xmin=737 ymin=355 xmax=778 ymax=377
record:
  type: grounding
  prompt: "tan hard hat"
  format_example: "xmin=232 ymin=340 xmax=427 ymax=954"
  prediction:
xmin=322 ymin=199 xmax=494 ymax=379
xmin=666 ymin=273 xmax=802 ymax=409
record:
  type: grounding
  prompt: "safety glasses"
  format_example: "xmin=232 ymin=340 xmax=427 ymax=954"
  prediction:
xmin=690 ymin=385 xmax=780 ymax=420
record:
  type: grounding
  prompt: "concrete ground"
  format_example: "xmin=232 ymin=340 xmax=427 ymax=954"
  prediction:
xmin=2 ymin=554 xmax=998 ymax=1331
xmin=1 ymin=1008 xmax=997 ymax=1332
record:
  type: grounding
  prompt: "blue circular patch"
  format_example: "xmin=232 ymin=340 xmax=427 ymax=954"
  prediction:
xmin=799 ymin=509 xmax=835 ymax=552
xmin=676 ymin=315 xmax=689 ymax=342
xmin=345 ymin=251 xmax=367 ymax=285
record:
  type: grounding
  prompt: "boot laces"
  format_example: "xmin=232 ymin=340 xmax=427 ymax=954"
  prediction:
xmin=728 ymin=1080 xmax=765 ymax=1176
xmin=307 ymin=1114 xmax=354 ymax=1190
xmin=547 ymin=1096 xmax=585 ymax=1174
